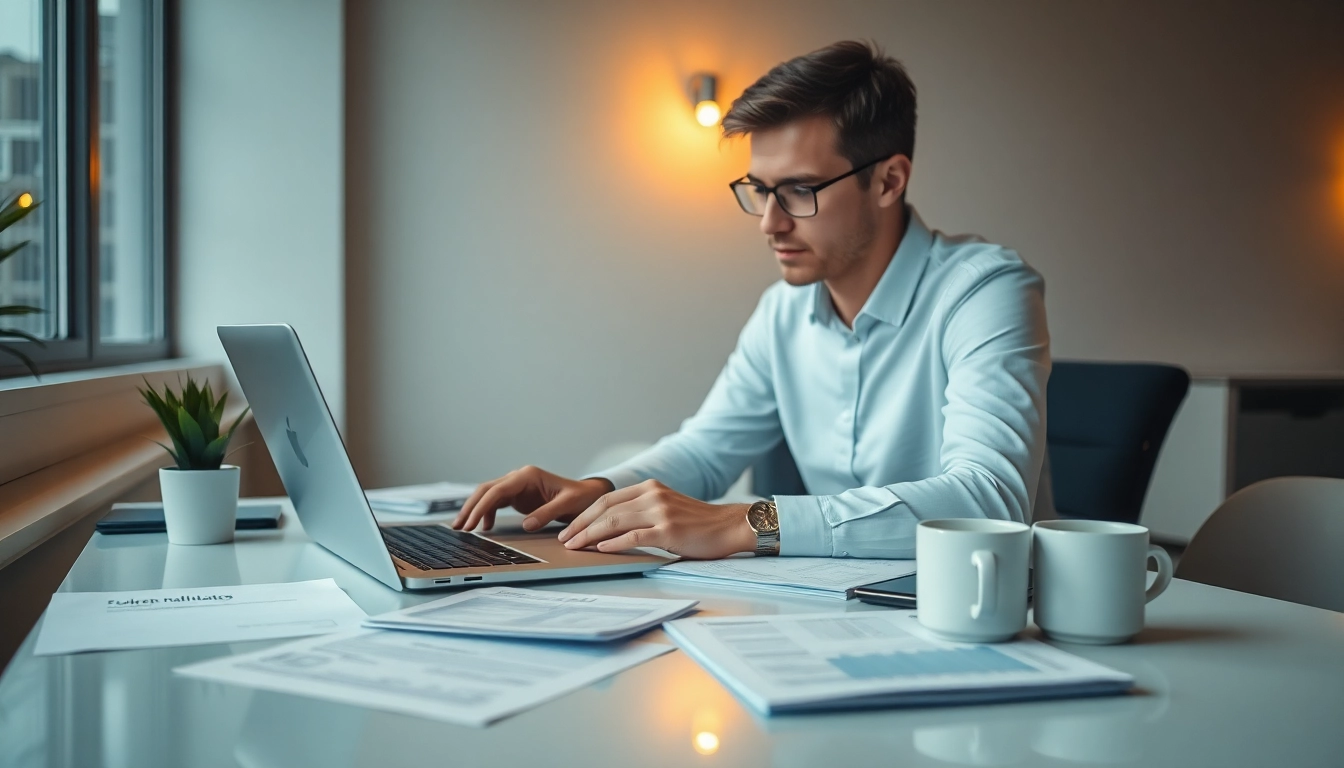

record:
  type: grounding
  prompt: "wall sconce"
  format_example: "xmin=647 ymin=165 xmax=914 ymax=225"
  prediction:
xmin=689 ymin=73 xmax=720 ymax=128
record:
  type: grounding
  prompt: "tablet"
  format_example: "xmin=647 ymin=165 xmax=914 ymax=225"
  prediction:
xmin=853 ymin=574 xmax=919 ymax=608
xmin=96 ymin=501 xmax=283 ymax=534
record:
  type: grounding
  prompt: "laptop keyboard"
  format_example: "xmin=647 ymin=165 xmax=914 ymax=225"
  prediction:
xmin=381 ymin=525 xmax=541 ymax=571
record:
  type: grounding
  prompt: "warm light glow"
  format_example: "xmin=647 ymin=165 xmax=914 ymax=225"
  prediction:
xmin=693 ymin=731 xmax=720 ymax=755
xmin=17 ymin=192 xmax=33 ymax=208
xmin=695 ymin=100 xmax=721 ymax=128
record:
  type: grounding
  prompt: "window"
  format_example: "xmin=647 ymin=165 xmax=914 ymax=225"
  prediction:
xmin=0 ymin=0 xmax=168 ymax=378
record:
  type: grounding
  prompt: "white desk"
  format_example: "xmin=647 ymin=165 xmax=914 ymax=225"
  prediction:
xmin=1 ymin=502 xmax=1341 ymax=767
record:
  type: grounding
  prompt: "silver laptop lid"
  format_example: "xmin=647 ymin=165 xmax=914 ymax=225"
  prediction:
xmin=218 ymin=323 xmax=404 ymax=591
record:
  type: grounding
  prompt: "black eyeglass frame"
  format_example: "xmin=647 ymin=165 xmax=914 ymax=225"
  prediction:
xmin=728 ymin=154 xmax=892 ymax=218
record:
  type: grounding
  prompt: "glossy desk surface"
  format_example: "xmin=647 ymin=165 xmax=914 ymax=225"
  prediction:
xmin=2 ymin=504 xmax=1341 ymax=768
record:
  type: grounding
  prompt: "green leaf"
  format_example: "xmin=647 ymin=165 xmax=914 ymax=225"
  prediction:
xmin=150 ymin=439 xmax=189 ymax=470
xmin=0 ymin=327 xmax=47 ymax=346
xmin=201 ymin=434 xmax=229 ymax=469
xmin=212 ymin=391 xmax=228 ymax=427
xmin=177 ymin=406 xmax=207 ymax=465
xmin=198 ymin=398 xmax=217 ymax=443
xmin=0 ymin=342 xmax=40 ymax=378
xmin=0 ymin=240 xmax=32 ymax=266
xmin=223 ymin=405 xmax=251 ymax=442
xmin=0 ymin=195 xmax=40 ymax=231
xmin=182 ymin=377 xmax=201 ymax=419
xmin=0 ymin=305 xmax=44 ymax=316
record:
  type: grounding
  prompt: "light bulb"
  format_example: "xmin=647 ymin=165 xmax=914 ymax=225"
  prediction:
xmin=695 ymin=100 xmax=721 ymax=128
xmin=17 ymin=192 xmax=33 ymax=208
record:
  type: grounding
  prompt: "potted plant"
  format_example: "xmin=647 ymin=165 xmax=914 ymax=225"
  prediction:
xmin=139 ymin=376 xmax=250 ymax=545
xmin=0 ymin=192 xmax=44 ymax=377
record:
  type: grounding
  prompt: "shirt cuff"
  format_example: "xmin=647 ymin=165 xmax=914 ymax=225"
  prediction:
xmin=584 ymin=466 xmax=645 ymax=491
xmin=775 ymin=495 xmax=832 ymax=557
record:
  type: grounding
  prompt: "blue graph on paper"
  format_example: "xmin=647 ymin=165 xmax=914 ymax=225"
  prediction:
xmin=828 ymin=647 xmax=1033 ymax=679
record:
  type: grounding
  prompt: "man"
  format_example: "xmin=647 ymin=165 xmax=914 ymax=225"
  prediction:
xmin=453 ymin=40 xmax=1050 ymax=560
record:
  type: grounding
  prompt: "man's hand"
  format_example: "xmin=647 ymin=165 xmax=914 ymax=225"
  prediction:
xmin=557 ymin=479 xmax=757 ymax=560
xmin=452 ymin=466 xmax=613 ymax=532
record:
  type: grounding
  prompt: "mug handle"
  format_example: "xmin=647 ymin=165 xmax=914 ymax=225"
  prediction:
xmin=970 ymin=550 xmax=997 ymax=620
xmin=1145 ymin=545 xmax=1173 ymax=603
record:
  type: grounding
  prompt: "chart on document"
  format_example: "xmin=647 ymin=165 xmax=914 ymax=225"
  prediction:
xmin=664 ymin=611 xmax=1133 ymax=714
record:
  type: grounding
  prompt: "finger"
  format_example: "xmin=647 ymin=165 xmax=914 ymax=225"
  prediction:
xmin=558 ymin=483 xmax=648 ymax=542
xmin=521 ymin=491 xmax=582 ymax=532
xmin=481 ymin=508 xmax=496 ymax=531
xmin=595 ymin=526 xmax=663 ymax=554
xmin=461 ymin=474 xmax=528 ymax=531
xmin=564 ymin=498 xmax=657 ymax=550
xmin=452 ymin=480 xmax=495 ymax=530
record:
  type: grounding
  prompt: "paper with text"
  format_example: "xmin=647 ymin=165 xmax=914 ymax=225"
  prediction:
xmin=34 ymin=579 xmax=367 ymax=656
xmin=175 ymin=629 xmax=673 ymax=726
xmin=364 ymin=587 xmax=697 ymax=641
xmin=664 ymin=611 xmax=1133 ymax=714
xmin=646 ymin=557 xmax=916 ymax=599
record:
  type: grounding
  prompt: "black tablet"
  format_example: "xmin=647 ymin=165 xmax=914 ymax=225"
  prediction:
xmin=853 ymin=574 xmax=919 ymax=608
xmin=96 ymin=501 xmax=283 ymax=534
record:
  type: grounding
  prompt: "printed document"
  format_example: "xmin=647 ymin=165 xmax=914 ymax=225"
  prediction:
xmin=646 ymin=557 xmax=916 ymax=599
xmin=34 ymin=579 xmax=367 ymax=656
xmin=175 ymin=629 xmax=674 ymax=727
xmin=365 ymin=586 xmax=697 ymax=641
xmin=364 ymin=482 xmax=477 ymax=514
xmin=664 ymin=611 xmax=1133 ymax=714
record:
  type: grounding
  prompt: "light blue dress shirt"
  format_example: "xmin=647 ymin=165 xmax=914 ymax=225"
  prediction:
xmin=596 ymin=207 xmax=1050 ymax=558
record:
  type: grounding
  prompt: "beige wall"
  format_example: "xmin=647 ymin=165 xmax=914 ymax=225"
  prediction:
xmin=177 ymin=0 xmax=346 ymax=423
xmin=345 ymin=0 xmax=1344 ymax=487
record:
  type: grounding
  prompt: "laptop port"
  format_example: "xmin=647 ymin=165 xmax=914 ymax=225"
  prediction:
xmin=464 ymin=576 xmax=483 ymax=582
xmin=434 ymin=578 xmax=452 ymax=584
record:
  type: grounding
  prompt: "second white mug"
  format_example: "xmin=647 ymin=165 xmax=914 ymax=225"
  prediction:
xmin=1032 ymin=520 xmax=1173 ymax=645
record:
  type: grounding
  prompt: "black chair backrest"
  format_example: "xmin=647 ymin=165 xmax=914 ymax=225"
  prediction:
xmin=751 ymin=437 xmax=807 ymax=498
xmin=1047 ymin=361 xmax=1189 ymax=523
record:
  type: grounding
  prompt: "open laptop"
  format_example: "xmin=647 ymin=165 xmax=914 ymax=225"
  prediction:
xmin=218 ymin=323 xmax=672 ymax=591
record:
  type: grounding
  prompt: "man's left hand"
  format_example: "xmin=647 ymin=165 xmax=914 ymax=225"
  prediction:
xmin=557 ymin=480 xmax=757 ymax=560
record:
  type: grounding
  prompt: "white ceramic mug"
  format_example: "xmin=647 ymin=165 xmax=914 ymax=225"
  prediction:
xmin=916 ymin=519 xmax=1031 ymax=643
xmin=1032 ymin=520 xmax=1173 ymax=644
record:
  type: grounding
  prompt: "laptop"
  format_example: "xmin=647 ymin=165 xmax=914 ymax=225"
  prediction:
xmin=218 ymin=323 xmax=673 ymax=591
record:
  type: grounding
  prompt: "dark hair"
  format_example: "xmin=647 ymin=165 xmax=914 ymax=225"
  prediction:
xmin=722 ymin=40 xmax=917 ymax=186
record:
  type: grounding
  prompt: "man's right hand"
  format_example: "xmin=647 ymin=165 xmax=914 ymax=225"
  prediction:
xmin=451 ymin=466 xmax=614 ymax=533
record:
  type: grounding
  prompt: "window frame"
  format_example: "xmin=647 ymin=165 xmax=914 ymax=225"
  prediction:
xmin=0 ymin=0 xmax=172 ymax=380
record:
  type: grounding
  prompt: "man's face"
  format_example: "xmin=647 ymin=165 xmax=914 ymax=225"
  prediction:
xmin=746 ymin=115 xmax=878 ymax=287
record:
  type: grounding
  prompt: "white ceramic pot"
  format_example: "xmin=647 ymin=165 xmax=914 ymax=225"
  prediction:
xmin=159 ymin=465 xmax=240 ymax=545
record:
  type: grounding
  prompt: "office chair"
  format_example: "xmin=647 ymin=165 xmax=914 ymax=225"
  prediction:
xmin=1176 ymin=477 xmax=1344 ymax=612
xmin=751 ymin=361 xmax=1189 ymax=526
xmin=1046 ymin=361 xmax=1189 ymax=524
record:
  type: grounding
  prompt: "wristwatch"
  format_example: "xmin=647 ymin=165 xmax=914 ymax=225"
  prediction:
xmin=747 ymin=499 xmax=780 ymax=556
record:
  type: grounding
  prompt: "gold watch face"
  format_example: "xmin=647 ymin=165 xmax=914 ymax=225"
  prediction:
xmin=748 ymin=501 xmax=779 ymax=533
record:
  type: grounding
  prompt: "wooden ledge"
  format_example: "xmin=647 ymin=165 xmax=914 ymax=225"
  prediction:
xmin=0 ymin=406 xmax=254 ymax=570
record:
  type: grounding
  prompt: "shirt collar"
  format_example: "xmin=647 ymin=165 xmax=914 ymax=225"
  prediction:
xmin=808 ymin=205 xmax=933 ymax=332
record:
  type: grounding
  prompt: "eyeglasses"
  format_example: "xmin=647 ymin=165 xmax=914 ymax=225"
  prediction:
xmin=728 ymin=155 xmax=889 ymax=218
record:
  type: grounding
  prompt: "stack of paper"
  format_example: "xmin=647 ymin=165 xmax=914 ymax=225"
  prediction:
xmin=364 ymin=587 xmax=697 ymax=641
xmin=664 ymin=611 xmax=1133 ymax=715
xmin=364 ymin=481 xmax=478 ymax=514
xmin=176 ymin=629 xmax=673 ymax=727
xmin=646 ymin=556 xmax=917 ymax=599
xmin=34 ymin=579 xmax=367 ymax=656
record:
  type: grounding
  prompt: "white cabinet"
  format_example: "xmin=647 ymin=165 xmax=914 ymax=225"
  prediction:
xmin=1141 ymin=375 xmax=1344 ymax=543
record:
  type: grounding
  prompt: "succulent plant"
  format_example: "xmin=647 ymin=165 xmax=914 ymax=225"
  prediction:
xmin=139 ymin=375 xmax=250 ymax=470
xmin=0 ymin=192 xmax=45 ymax=377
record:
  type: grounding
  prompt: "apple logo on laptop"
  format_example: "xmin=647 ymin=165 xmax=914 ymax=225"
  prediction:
xmin=286 ymin=417 xmax=309 ymax=468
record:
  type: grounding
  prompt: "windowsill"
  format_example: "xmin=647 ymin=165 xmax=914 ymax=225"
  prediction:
xmin=0 ymin=359 xmax=245 ymax=569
